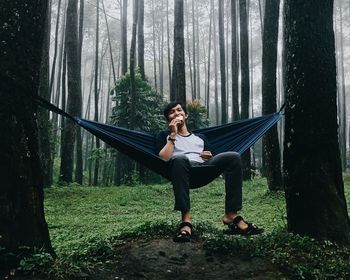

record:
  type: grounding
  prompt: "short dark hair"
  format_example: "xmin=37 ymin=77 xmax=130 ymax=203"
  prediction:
xmin=163 ymin=101 xmax=187 ymax=120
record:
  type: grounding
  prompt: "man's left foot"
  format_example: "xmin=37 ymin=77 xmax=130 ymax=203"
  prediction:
xmin=223 ymin=215 xmax=264 ymax=236
xmin=173 ymin=221 xmax=192 ymax=242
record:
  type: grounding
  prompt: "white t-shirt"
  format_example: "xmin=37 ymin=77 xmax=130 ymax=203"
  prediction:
xmin=169 ymin=133 xmax=205 ymax=163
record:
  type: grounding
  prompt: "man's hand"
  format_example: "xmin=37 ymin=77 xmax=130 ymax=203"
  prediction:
xmin=168 ymin=118 xmax=182 ymax=134
xmin=200 ymin=151 xmax=212 ymax=160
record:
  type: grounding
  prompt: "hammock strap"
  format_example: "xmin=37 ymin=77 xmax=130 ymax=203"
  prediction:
xmin=34 ymin=95 xmax=77 ymax=123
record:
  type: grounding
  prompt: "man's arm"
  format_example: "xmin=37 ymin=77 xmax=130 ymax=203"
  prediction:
xmin=155 ymin=131 xmax=176 ymax=161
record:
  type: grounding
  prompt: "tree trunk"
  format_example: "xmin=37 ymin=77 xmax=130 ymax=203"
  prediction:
xmin=152 ymin=0 xmax=158 ymax=90
xmin=219 ymin=0 xmax=227 ymax=124
xmin=166 ymin=0 xmax=172 ymax=94
xmin=283 ymin=0 xmax=350 ymax=243
xmin=130 ymin=0 xmax=139 ymax=130
xmin=93 ymin=0 xmax=100 ymax=186
xmin=192 ymin=0 xmax=197 ymax=100
xmin=171 ymin=0 xmax=186 ymax=104
xmin=60 ymin=0 xmax=82 ymax=184
xmin=337 ymin=3 xmax=347 ymax=171
xmin=213 ymin=3 xmax=219 ymax=125
xmin=206 ymin=0 xmax=213 ymax=115
xmin=137 ymin=0 xmax=145 ymax=80
xmin=239 ymin=0 xmax=251 ymax=180
xmin=0 ymin=0 xmax=54 ymax=260
xmin=185 ymin=0 xmax=194 ymax=99
xmin=231 ymin=0 xmax=239 ymax=121
xmin=49 ymin=0 xmax=62 ymax=97
xmin=261 ymin=0 xmax=282 ymax=191
xmin=121 ymin=0 xmax=128 ymax=75
xmin=75 ymin=0 xmax=85 ymax=184
xmin=38 ymin=2 xmax=53 ymax=188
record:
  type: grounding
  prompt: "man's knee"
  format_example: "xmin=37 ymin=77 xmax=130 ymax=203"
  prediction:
xmin=170 ymin=154 xmax=190 ymax=169
xmin=224 ymin=152 xmax=242 ymax=169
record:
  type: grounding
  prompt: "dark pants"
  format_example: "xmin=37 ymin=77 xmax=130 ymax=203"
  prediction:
xmin=169 ymin=152 xmax=243 ymax=214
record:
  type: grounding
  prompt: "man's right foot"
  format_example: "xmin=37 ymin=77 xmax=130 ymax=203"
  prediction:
xmin=173 ymin=221 xmax=192 ymax=242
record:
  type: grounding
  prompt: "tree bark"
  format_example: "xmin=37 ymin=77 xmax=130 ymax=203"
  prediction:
xmin=93 ymin=0 xmax=100 ymax=185
xmin=130 ymin=0 xmax=139 ymax=129
xmin=283 ymin=0 xmax=350 ymax=243
xmin=38 ymin=2 xmax=53 ymax=188
xmin=239 ymin=0 xmax=251 ymax=180
xmin=60 ymin=0 xmax=82 ymax=183
xmin=171 ymin=0 xmax=186 ymax=104
xmin=121 ymin=0 xmax=128 ymax=75
xmin=137 ymin=0 xmax=145 ymax=80
xmin=0 ymin=0 xmax=54 ymax=259
xmin=166 ymin=0 xmax=172 ymax=94
xmin=219 ymin=0 xmax=227 ymax=124
xmin=231 ymin=0 xmax=239 ymax=121
xmin=261 ymin=0 xmax=282 ymax=190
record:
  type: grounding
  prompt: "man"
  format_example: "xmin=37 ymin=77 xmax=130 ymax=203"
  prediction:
xmin=156 ymin=102 xmax=263 ymax=242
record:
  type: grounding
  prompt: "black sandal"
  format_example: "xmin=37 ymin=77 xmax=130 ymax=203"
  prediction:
xmin=173 ymin=221 xmax=193 ymax=242
xmin=224 ymin=216 xmax=264 ymax=236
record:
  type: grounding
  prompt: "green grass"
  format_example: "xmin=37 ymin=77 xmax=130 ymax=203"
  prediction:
xmin=17 ymin=174 xmax=350 ymax=279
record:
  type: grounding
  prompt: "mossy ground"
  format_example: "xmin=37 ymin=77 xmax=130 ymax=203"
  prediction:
xmin=2 ymin=174 xmax=350 ymax=280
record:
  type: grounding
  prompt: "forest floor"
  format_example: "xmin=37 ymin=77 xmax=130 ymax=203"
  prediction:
xmin=89 ymin=237 xmax=286 ymax=280
xmin=2 ymin=237 xmax=286 ymax=280
xmin=2 ymin=174 xmax=350 ymax=280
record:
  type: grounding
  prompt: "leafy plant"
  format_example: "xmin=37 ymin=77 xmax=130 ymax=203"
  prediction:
xmin=186 ymin=99 xmax=209 ymax=130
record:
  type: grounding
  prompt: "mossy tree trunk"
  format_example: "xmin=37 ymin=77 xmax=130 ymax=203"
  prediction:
xmin=0 ymin=0 xmax=55 ymax=261
xmin=283 ymin=0 xmax=350 ymax=244
xmin=261 ymin=0 xmax=283 ymax=191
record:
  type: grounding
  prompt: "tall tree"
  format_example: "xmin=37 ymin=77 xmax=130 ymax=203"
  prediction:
xmin=239 ymin=0 xmax=251 ymax=180
xmin=93 ymin=0 xmax=100 ymax=185
xmin=231 ymin=0 xmax=239 ymax=121
xmin=0 ymin=0 xmax=54 ymax=259
xmin=171 ymin=0 xmax=186 ymax=103
xmin=60 ymin=0 xmax=82 ymax=183
xmin=283 ymin=0 xmax=350 ymax=243
xmin=121 ymin=0 xmax=128 ymax=75
xmin=206 ymin=0 xmax=213 ymax=115
xmin=261 ymin=0 xmax=282 ymax=190
xmin=337 ymin=2 xmax=347 ymax=171
xmin=137 ymin=0 xmax=145 ymax=80
xmin=218 ymin=0 xmax=227 ymax=124
xmin=75 ymin=0 xmax=85 ymax=184
xmin=38 ymin=1 xmax=53 ymax=187
xmin=130 ymin=0 xmax=139 ymax=129
xmin=192 ymin=0 xmax=197 ymax=100
xmin=166 ymin=0 xmax=172 ymax=94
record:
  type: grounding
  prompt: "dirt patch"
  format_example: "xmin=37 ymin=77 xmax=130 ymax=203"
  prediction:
xmin=91 ymin=238 xmax=287 ymax=280
xmin=1 ymin=238 xmax=288 ymax=280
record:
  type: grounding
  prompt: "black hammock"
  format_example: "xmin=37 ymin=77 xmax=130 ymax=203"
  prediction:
xmin=36 ymin=97 xmax=284 ymax=187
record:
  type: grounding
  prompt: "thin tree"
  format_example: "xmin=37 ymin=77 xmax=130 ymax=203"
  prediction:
xmin=60 ymin=0 xmax=82 ymax=183
xmin=261 ymin=0 xmax=282 ymax=190
xmin=0 ymin=0 xmax=54 ymax=259
xmin=93 ymin=0 xmax=100 ymax=185
xmin=166 ymin=0 xmax=172 ymax=94
xmin=239 ymin=0 xmax=251 ymax=180
xmin=75 ymin=0 xmax=85 ymax=184
xmin=138 ymin=0 xmax=145 ymax=80
xmin=49 ymin=0 xmax=62 ymax=97
xmin=231 ymin=0 xmax=239 ymax=121
xmin=151 ymin=0 xmax=158 ymax=90
xmin=185 ymin=0 xmax=194 ymax=98
xmin=121 ymin=0 xmax=128 ymax=75
xmin=171 ymin=0 xmax=186 ymax=104
xmin=213 ymin=3 xmax=219 ymax=124
xmin=219 ymin=0 xmax=227 ymax=124
xmin=192 ymin=0 xmax=197 ymax=100
xmin=283 ymin=0 xmax=350 ymax=243
xmin=130 ymin=0 xmax=139 ymax=129
xmin=206 ymin=0 xmax=213 ymax=115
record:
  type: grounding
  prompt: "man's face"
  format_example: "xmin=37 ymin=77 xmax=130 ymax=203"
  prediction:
xmin=167 ymin=104 xmax=187 ymax=125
